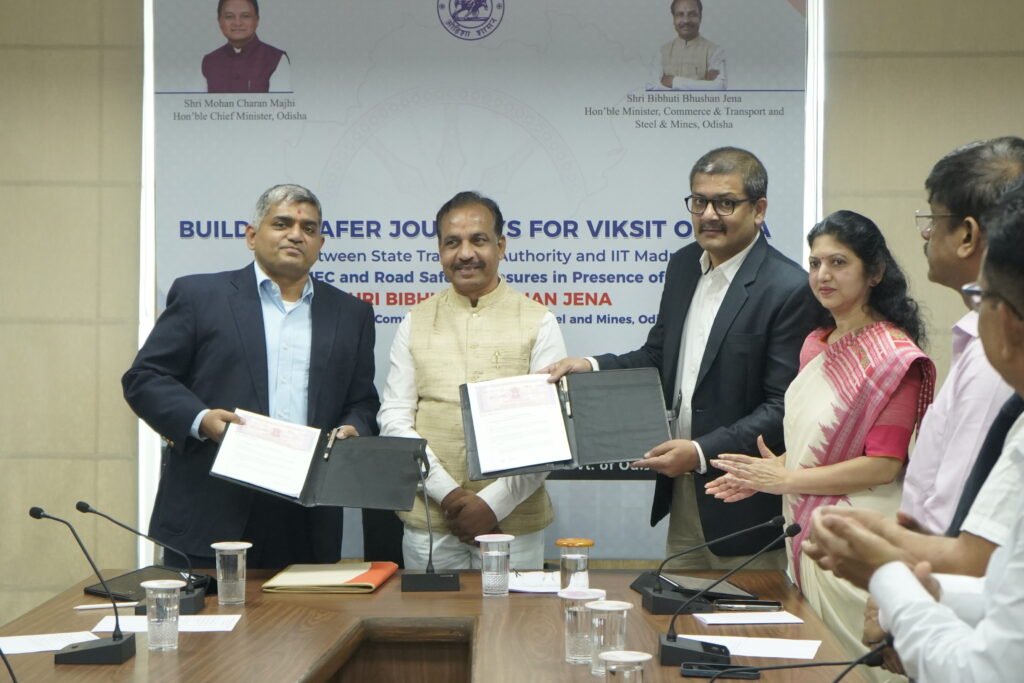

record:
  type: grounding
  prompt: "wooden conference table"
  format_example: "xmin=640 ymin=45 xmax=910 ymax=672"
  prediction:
xmin=1 ymin=569 xmax=865 ymax=682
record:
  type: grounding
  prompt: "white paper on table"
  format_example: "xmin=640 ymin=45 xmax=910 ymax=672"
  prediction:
xmin=93 ymin=615 xmax=242 ymax=633
xmin=465 ymin=374 xmax=573 ymax=473
xmin=694 ymin=611 xmax=804 ymax=625
xmin=677 ymin=634 xmax=821 ymax=659
xmin=0 ymin=632 xmax=99 ymax=654
xmin=508 ymin=571 xmax=561 ymax=593
xmin=211 ymin=408 xmax=321 ymax=497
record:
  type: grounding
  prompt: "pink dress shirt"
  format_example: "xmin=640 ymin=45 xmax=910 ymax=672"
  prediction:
xmin=901 ymin=311 xmax=1013 ymax=533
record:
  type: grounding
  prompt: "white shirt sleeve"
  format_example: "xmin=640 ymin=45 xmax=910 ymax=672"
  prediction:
xmin=377 ymin=313 xmax=461 ymax=505
xmin=671 ymin=45 xmax=727 ymax=90
xmin=932 ymin=572 xmax=987 ymax=626
xmin=691 ymin=440 xmax=708 ymax=475
xmin=190 ymin=409 xmax=210 ymax=440
xmin=960 ymin=444 xmax=1022 ymax=546
xmin=872 ymin=544 xmax=1024 ymax=682
xmin=477 ymin=312 xmax=568 ymax=521
xmin=269 ymin=53 xmax=291 ymax=92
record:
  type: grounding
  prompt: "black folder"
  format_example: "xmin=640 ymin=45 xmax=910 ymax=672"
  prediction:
xmin=461 ymin=367 xmax=670 ymax=480
xmin=212 ymin=432 xmax=427 ymax=511
xmin=84 ymin=566 xmax=214 ymax=602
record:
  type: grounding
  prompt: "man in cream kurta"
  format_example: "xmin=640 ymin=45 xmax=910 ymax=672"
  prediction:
xmin=653 ymin=0 xmax=726 ymax=90
xmin=378 ymin=191 xmax=567 ymax=569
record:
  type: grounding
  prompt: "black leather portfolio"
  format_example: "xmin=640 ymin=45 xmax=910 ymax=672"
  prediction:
xmin=461 ymin=367 xmax=670 ymax=480
xmin=213 ymin=427 xmax=427 ymax=511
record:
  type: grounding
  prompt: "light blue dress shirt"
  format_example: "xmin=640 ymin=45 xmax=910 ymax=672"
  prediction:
xmin=190 ymin=262 xmax=314 ymax=438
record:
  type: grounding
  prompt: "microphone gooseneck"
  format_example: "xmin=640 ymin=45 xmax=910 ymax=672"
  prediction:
xmin=29 ymin=507 xmax=126 ymax=641
xmin=28 ymin=505 xmax=136 ymax=665
xmin=652 ymin=515 xmax=784 ymax=593
xmin=704 ymin=638 xmax=890 ymax=682
xmin=75 ymin=500 xmax=196 ymax=595
xmin=667 ymin=523 xmax=800 ymax=640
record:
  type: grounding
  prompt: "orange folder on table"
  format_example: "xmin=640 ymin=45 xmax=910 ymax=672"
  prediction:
xmin=262 ymin=561 xmax=398 ymax=594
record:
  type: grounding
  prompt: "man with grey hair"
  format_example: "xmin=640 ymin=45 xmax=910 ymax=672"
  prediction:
xmin=124 ymin=184 xmax=379 ymax=569
xmin=545 ymin=147 xmax=817 ymax=570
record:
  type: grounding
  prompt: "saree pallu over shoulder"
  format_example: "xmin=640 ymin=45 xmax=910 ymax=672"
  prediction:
xmin=788 ymin=322 xmax=935 ymax=587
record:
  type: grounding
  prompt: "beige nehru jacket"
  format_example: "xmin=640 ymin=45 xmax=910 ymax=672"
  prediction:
xmin=399 ymin=280 xmax=554 ymax=536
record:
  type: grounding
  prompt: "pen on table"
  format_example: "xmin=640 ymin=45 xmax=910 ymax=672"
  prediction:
xmin=74 ymin=602 xmax=138 ymax=611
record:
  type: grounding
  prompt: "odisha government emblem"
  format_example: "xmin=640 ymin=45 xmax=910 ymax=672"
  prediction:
xmin=437 ymin=0 xmax=505 ymax=41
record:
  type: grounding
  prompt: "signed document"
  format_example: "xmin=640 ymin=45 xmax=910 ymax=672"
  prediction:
xmin=464 ymin=374 xmax=573 ymax=474
xmin=210 ymin=414 xmax=425 ymax=510
xmin=211 ymin=409 xmax=321 ymax=498
xmin=461 ymin=367 xmax=670 ymax=479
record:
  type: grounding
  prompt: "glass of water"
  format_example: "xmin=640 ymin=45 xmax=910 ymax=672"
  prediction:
xmin=558 ymin=588 xmax=606 ymax=665
xmin=586 ymin=600 xmax=633 ymax=677
xmin=556 ymin=537 xmax=594 ymax=590
xmin=140 ymin=579 xmax=186 ymax=651
xmin=600 ymin=650 xmax=652 ymax=681
xmin=474 ymin=533 xmax=514 ymax=597
xmin=211 ymin=541 xmax=252 ymax=605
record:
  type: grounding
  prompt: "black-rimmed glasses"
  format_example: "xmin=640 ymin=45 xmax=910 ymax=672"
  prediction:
xmin=685 ymin=195 xmax=756 ymax=216
xmin=961 ymin=281 xmax=1023 ymax=319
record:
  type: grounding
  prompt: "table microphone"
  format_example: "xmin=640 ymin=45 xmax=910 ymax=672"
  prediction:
xmin=28 ymin=506 xmax=136 ymax=665
xmin=75 ymin=500 xmax=207 ymax=614
xmin=632 ymin=515 xmax=785 ymax=614
xmin=401 ymin=452 xmax=460 ymax=592
xmin=697 ymin=638 xmax=888 ymax=681
xmin=659 ymin=523 xmax=800 ymax=667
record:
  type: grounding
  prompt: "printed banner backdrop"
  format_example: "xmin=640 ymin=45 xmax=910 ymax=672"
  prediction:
xmin=149 ymin=0 xmax=810 ymax=560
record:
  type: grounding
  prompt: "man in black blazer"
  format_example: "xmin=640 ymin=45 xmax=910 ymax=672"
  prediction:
xmin=123 ymin=184 xmax=379 ymax=569
xmin=545 ymin=147 xmax=817 ymax=569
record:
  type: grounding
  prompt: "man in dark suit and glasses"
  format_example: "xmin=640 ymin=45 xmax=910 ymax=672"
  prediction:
xmin=545 ymin=147 xmax=817 ymax=570
xmin=123 ymin=184 xmax=379 ymax=569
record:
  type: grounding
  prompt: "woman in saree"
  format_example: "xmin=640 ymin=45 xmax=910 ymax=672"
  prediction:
xmin=706 ymin=210 xmax=935 ymax=672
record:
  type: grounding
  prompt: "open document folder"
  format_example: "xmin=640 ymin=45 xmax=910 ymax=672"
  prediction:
xmin=460 ymin=367 xmax=670 ymax=480
xmin=211 ymin=409 xmax=426 ymax=510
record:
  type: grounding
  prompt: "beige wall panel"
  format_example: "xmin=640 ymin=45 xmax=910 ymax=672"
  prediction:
xmin=100 ymin=49 xmax=143 ymax=182
xmin=0 ymin=458 xmax=102 ymax=589
xmin=97 ymin=323 xmax=140 ymax=456
xmin=99 ymin=186 xmax=141 ymax=319
xmin=0 ymin=1 xmax=102 ymax=46
xmin=0 ymin=186 xmax=100 ymax=320
xmin=0 ymin=50 xmax=102 ymax=183
xmin=103 ymin=0 xmax=144 ymax=47
xmin=824 ymin=55 xmax=1024 ymax=197
xmin=0 ymin=324 xmax=98 ymax=454
xmin=93 ymin=459 xmax=139 ymax=568
xmin=826 ymin=0 xmax=1024 ymax=54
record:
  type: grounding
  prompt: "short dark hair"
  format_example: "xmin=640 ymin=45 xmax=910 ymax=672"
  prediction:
xmin=925 ymin=136 xmax=1024 ymax=226
xmin=807 ymin=210 xmax=926 ymax=347
xmin=671 ymin=0 xmax=703 ymax=14
xmin=435 ymin=191 xmax=505 ymax=240
xmin=218 ymin=0 xmax=259 ymax=18
xmin=689 ymin=147 xmax=768 ymax=200
xmin=981 ymin=177 xmax=1024 ymax=319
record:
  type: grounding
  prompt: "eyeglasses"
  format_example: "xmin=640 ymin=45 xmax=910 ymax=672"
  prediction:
xmin=914 ymin=210 xmax=957 ymax=239
xmin=685 ymin=195 xmax=756 ymax=216
xmin=961 ymin=281 xmax=1024 ymax=319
